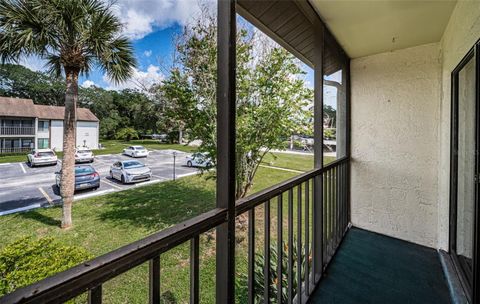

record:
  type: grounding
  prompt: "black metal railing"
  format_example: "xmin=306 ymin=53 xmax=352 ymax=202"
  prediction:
xmin=0 ymin=126 xmax=35 ymax=135
xmin=0 ymin=157 xmax=349 ymax=304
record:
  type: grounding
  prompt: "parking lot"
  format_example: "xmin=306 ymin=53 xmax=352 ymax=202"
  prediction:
xmin=0 ymin=149 xmax=198 ymax=215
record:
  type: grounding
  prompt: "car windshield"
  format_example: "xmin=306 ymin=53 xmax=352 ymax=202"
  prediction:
xmin=75 ymin=167 xmax=95 ymax=175
xmin=135 ymin=146 xmax=146 ymax=150
xmin=123 ymin=161 xmax=144 ymax=168
xmin=38 ymin=152 xmax=54 ymax=157
xmin=78 ymin=150 xmax=91 ymax=153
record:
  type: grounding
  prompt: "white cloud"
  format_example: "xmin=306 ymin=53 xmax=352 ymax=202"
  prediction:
xmin=103 ymin=64 xmax=164 ymax=91
xmin=143 ymin=50 xmax=153 ymax=57
xmin=113 ymin=0 xmax=213 ymax=40
xmin=81 ymin=80 xmax=96 ymax=88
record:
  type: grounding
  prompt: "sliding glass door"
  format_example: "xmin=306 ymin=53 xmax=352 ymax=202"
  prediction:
xmin=450 ymin=41 xmax=480 ymax=302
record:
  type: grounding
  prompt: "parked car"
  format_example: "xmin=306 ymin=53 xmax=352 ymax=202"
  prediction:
xmin=123 ymin=145 xmax=149 ymax=158
xmin=152 ymin=133 xmax=168 ymax=142
xmin=27 ymin=149 xmax=58 ymax=167
xmin=55 ymin=165 xmax=100 ymax=191
xmin=109 ymin=160 xmax=152 ymax=184
xmin=185 ymin=152 xmax=212 ymax=168
xmin=75 ymin=148 xmax=94 ymax=163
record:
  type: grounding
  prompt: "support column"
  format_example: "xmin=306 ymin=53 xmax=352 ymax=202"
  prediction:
xmin=34 ymin=118 xmax=38 ymax=150
xmin=313 ymin=20 xmax=324 ymax=283
xmin=216 ymin=0 xmax=236 ymax=303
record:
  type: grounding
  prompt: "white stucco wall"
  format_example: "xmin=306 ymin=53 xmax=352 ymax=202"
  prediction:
xmin=50 ymin=120 xmax=64 ymax=151
xmin=350 ymin=43 xmax=442 ymax=248
xmin=76 ymin=121 xmax=99 ymax=149
xmin=437 ymin=1 xmax=480 ymax=251
xmin=49 ymin=120 xmax=99 ymax=151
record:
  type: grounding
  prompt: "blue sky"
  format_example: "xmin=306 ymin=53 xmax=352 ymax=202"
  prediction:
xmin=80 ymin=25 xmax=180 ymax=90
xmin=19 ymin=0 xmax=340 ymax=107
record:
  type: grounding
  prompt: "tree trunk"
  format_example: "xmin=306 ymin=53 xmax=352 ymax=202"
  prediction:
xmin=178 ymin=127 xmax=183 ymax=144
xmin=60 ymin=68 xmax=79 ymax=229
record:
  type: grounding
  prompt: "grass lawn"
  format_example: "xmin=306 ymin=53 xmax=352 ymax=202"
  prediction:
xmin=0 ymin=149 xmax=339 ymax=302
xmin=262 ymin=152 xmax=336 ymax=172
xmin=0 ymin=167 xmax=307 ymax=302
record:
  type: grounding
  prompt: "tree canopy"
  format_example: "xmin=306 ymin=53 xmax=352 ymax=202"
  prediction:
xmin=152 ymin=9 xmax=314 ymax=198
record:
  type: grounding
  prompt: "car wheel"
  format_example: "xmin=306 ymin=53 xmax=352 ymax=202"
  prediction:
xmin=121 ymin=175 xmax=126 ymax=184
xmin=26 ymin=157 xmax=31 ymax=166
xmin=109 ymin=171 xmax=114 ymax=179
xmin=187 ymin=161 xmax=192 ymax=167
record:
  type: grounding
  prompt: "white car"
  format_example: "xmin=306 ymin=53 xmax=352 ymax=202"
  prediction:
xmin=123 ymin=145 xmax=149 ymax=158
xmin=109 ymin=160 xmax=152 ymax=184
xmin=27 ymin=149 xmax=58 ymax=167
xmin=75 ymin=148 xmax=94 ymax=163
xmin=185 ymin=152 xmax=213 ymax=168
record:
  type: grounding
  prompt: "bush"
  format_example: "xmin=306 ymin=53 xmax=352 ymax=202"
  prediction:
xmin=242 ymin=240 xmax=310 ymax=304
xmin=115 ymin=127 xmax=139 ymax=141
xmin=0 ymin=237 xmax=93 ymax=296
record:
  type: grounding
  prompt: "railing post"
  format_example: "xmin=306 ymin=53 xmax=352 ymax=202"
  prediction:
xmin=313 ymin=19 xmax=324 ymax=284
xmin=216 ymin=0 xmax=236 ymax=303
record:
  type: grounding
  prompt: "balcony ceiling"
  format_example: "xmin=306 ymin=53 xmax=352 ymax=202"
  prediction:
xmin=309 ymin=0 xmax=457 ymax=58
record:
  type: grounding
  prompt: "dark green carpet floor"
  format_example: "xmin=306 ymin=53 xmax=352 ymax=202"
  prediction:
xmin=309 ymin=227 xmax=451 ymax=304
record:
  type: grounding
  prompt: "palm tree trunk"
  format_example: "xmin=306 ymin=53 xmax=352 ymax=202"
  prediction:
xmin=60 ymin=68 xmax=79 ymax=229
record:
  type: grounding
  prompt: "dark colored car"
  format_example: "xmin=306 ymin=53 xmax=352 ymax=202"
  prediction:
xmin=55 ymin=165 xmax=100 ymax=192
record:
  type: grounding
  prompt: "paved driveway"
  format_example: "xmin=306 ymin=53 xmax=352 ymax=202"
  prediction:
xmin=0 ymin=149 xmax=198 ymax=216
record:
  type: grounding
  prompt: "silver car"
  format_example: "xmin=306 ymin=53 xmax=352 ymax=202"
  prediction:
xmin=109 ymin=160 xmax=152 ymax=184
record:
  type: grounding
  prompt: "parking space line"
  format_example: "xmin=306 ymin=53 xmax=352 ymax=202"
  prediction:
xmin=101 ymin=178 xmax=124 ymax=190
xmin=74 ymin=189 xmax=115 ymax=201
xmin=177 ymin=171 xmax=199 ymax=178
xmin=0 ymin=163 xmax=12 ymax=166
xmin=19 ymin=163 xmax=26 ymax=174
xmin=151 ymin=175 xmax=168 ymax=180
xmin=38 ymin=187 xmax=53 ymax=205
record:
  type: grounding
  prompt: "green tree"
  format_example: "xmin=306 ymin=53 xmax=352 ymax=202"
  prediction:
xmin=152 ymin=68 xmax=196 ymax=143
xmin=323 ymin=104 xmax=336 ymax=128
xmin=0 ymin=63 xmax=65 ymax=105
xmin=115 ymin=127 xmax=139 ymax=141
xmin=0 ymin=0 xmax=136 ymax=228
xmin=164 ymin=9 xmax=312 ymax=199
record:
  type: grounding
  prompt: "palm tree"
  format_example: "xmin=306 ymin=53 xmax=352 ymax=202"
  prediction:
xmin=0 ymin=0 xmax=136 ymax=228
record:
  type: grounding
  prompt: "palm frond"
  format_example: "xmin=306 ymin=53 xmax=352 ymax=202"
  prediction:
xmin=0 ymin=0 xmax=136 ymax=83
xmin=99 ymin=36 xmax=136 ymax=84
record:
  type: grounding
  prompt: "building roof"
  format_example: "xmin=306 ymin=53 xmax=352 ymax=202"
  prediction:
xmin=0 ymin=97 xmax=38 ymax=118
xmin=34 ymin=104 xmax=99 ymax=122
xmin=0 ymin=96 xmax=99 ymax=122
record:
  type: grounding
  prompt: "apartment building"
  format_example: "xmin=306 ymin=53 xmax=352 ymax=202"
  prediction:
xmin=0 ymin=96 xmax=99 ymax=153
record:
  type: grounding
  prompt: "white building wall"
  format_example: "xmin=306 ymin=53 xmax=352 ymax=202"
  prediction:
xmin=350 ymin=43 xmax=442 ymax=248
xmin=50 ymin=120 xmax=64 ymax=151
xmin=76 ymin=121 xmax=99 ymax=149
xmin=437 ymin=1 xmax=480 ymax=251
xmin=48 ymin=120 xmax=99 ymax=151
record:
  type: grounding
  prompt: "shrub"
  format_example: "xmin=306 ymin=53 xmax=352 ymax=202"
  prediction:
xmin=243 ymin=240 xmax=310 ymax=304
xmin=115 ymin=127 xmax=139 ymax=141
xmin=0 ymin=237 xmax=93 ymax=296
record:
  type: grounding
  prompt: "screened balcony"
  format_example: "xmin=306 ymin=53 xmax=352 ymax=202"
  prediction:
xmin=1 ymin=0 xmax=479 ymax=303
